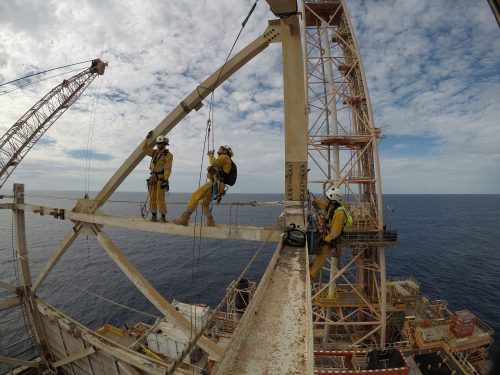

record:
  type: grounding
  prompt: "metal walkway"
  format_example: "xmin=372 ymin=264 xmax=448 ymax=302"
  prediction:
xmin=215 ymin=244 xmax=313 ymax=374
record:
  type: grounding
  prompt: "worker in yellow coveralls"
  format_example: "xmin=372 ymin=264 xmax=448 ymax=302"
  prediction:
xmin=173 ymin=145 xmax=234 ymax=227
xmin=309 ymin=186 xmax=352 ymax=278
xmin=143 ymin=131 xmax=173 ymax=222
xmin=208 ymin=145 xmax=233 ymax=203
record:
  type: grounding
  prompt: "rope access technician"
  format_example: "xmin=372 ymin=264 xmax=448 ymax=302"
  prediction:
xmin=143 ymin=130 xmax=173 ymax=222
xmin=173 ymin=145 xmax=236 ymax=227
xmin=309 ymin=186 xmax=352 ymax=278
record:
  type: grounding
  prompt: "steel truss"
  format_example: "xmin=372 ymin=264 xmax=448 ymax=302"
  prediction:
xmin=0 ymin=59 xmax=106 ymax=190
xmin=301 ymin=0 xmax=389 ymax=348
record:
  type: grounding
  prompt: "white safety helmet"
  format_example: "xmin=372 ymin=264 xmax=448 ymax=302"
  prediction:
xmin=219 ymin=145 xmax=234 ymax=157
xmin=156 ymin=135 xmax=169 ymax=145
xmin=325 ymin=186 xmax=344 ymax=205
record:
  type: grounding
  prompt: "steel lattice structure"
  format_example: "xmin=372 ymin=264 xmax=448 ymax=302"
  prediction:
xmin=301 ymin=0 xmax=390 ymax=348
xmin=0 ymin=59 xmax=106 ymax=190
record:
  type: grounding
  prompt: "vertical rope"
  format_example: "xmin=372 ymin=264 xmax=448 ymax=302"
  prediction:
xmin=84 ymin=75 xmax=103 ymax=194
xmin=183 ymin=1 xmax=260 ymax=367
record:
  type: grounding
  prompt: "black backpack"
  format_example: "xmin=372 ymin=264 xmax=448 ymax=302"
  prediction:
xmin=283 ymin=224 xmax=306 ymax=247
xmin=219 ymin=160 xmax=237 ymax=186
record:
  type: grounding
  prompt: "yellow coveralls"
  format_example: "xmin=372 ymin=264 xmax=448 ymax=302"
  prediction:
xmin=185 ymin=170 xmax=217 ymax=223
xmin=309 ymin=198 xmax=346 ymax=278
xmin=208 ymin=152 xmax=232 ymax=199
xmin=142 ymin=140 xmax=173 ymax=216
xmin=177 ymin=153 xmax=232 ymax=225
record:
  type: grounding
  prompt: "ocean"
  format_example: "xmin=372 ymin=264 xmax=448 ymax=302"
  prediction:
xmin=0 ymin=192 xmax=499 ymax=364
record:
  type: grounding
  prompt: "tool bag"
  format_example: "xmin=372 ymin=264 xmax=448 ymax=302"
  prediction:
xmin=283 ymin=224 xmax=306 ymax=247
xmin=307 ymin=230 xmax=323 ymax=254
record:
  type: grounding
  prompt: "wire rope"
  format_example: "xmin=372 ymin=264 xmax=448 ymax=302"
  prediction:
xmin=0 ymin=60 xmax=93 ymax=88
xmin=205 ymin=0 xmax=259 ymax=151
xmin=21 ymin=192 xmax=282 ymax=206
xmin=85 ymin=81 xmax=99 ymax=193
xmin=0 ymin=66 xmax=88 ymax=97
xmin=84 ymin=75 xmax=104 ymax=194
xmin=75 ymin=285 xmax=160 ymax=319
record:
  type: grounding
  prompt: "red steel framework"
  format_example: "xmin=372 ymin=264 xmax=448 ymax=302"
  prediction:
xmin=0 ymin=59 xmax=106 ymax=190
xmin=301 ymin=0 xmax=391 ymax=349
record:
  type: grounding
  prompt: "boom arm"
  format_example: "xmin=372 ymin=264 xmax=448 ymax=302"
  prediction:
xmin=0 ymin=59 xmax=107 ymax=190
xmin=91 ymin=23 xmax=281 ymax=211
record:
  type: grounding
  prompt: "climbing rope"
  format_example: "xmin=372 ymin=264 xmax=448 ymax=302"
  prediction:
xmin=188 ymin=103 xmax=213 ymax=347
xmin=22 ymin=192 xmax=282 ymax=207
xmin=204 ymin=0 xmax=259 ymax=148
xmin=187 ymin=0 xmax=261 ymax=356
xmin=166 ymin=213 xmax=282 ymax=375
xmin=139 ymin=191 xmax=150 ymax=219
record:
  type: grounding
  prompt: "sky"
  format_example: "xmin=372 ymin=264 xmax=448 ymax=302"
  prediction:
xmin=0 ymin=0 xmax=499 ymax=195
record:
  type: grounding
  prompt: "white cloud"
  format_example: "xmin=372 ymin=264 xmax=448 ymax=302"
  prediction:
xmin=349 ymin=0 xmax=500 ymax=193
xmin=0 ymin=0 xmax=499 ymax=195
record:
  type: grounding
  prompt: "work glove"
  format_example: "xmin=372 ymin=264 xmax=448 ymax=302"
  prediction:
xmin=323 ymin=234 xmax=335 ymax=244
xmin=146 ymin=130 xmax=154 ymax=139
xmin=160 ymin=180 xmax=169 ymax=190
xmin=207 ymin=150 xmax=215 ymax=156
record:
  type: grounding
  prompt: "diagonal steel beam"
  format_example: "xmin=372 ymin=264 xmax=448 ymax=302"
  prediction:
xmin=312 ymin=250 xmax=364 ymax=300
xmin=0 ymin=355 xmax=38 ymax=368
xmin=90 ymin=23 xmax=281 ymax=211
xmin=0 ymin=279 xmax=16 ymax=293
xmin=32 ymin=228 xmax=80 ymax=293
xmin=52 ymin=346 xmax=96 ymax=368
xmin=94 ymin=227 xmax=223 ymax=360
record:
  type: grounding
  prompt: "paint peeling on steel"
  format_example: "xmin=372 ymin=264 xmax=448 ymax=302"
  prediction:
xmin=220 ymin=245 xmax=311 ymax=374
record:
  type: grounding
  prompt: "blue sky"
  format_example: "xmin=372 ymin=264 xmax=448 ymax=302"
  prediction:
xmin=0 ymin=0 xmax=499 ymax=194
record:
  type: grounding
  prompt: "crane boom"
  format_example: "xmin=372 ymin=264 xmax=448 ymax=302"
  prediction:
xmin=0 ymin=59 xmax=107 ymax=190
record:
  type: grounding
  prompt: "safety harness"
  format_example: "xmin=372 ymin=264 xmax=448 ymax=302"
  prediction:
xmin=147 ymin=149 xmax=170 ymax=190
xmin=335 ymin=205 xmax=353 ymax=230
xmin=150 ymin=149 xmax=170 ymax=174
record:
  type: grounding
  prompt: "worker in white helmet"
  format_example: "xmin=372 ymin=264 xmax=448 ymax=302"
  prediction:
xmin=143 ymin=131 xmax=173 ymax=222
xmin=173 ymin=145 xmax=236 ymax=227
xmin=310 ymin=186 xmax=352 ymax=278
xmin=208 ymin=145 xmax=234 ymax=203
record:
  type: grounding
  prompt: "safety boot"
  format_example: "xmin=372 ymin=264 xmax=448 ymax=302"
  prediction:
xmin=206 ymin=218 xmax=216 ymax=227
xmin=158 ymin=215 xmax=167 ymax=223
xmin=173 ymin=212 xmax=190 ymax=226
xmin=150 ymin=214 xmax=157 ymax=222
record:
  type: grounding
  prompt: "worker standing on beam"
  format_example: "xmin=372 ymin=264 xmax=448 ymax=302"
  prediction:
xmin=173 ymin=145 xmax=235 ymax=227
xmin=310 ymin=187 xmax=352 ymax=278
xmin=143 ymin=131 xmax=173 ymax=222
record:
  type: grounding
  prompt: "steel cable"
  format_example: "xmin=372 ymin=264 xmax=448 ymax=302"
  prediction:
xmin=0 ymin=60 xmax=93 ymax=88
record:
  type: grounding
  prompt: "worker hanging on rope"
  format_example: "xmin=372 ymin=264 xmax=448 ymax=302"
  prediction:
xmin=309 ymin=186 xmax=352 ymax=278
xmin=209 ymin=145 xmax=236 ymax=203
xmin=173 ymin=145 xmax=236 ymax=227
xmin=143 ymin=131 xmax=173 ymax=222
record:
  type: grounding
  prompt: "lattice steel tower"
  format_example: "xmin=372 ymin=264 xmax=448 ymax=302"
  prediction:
xmin=301 ymin=0 xmax=395 ymax=348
